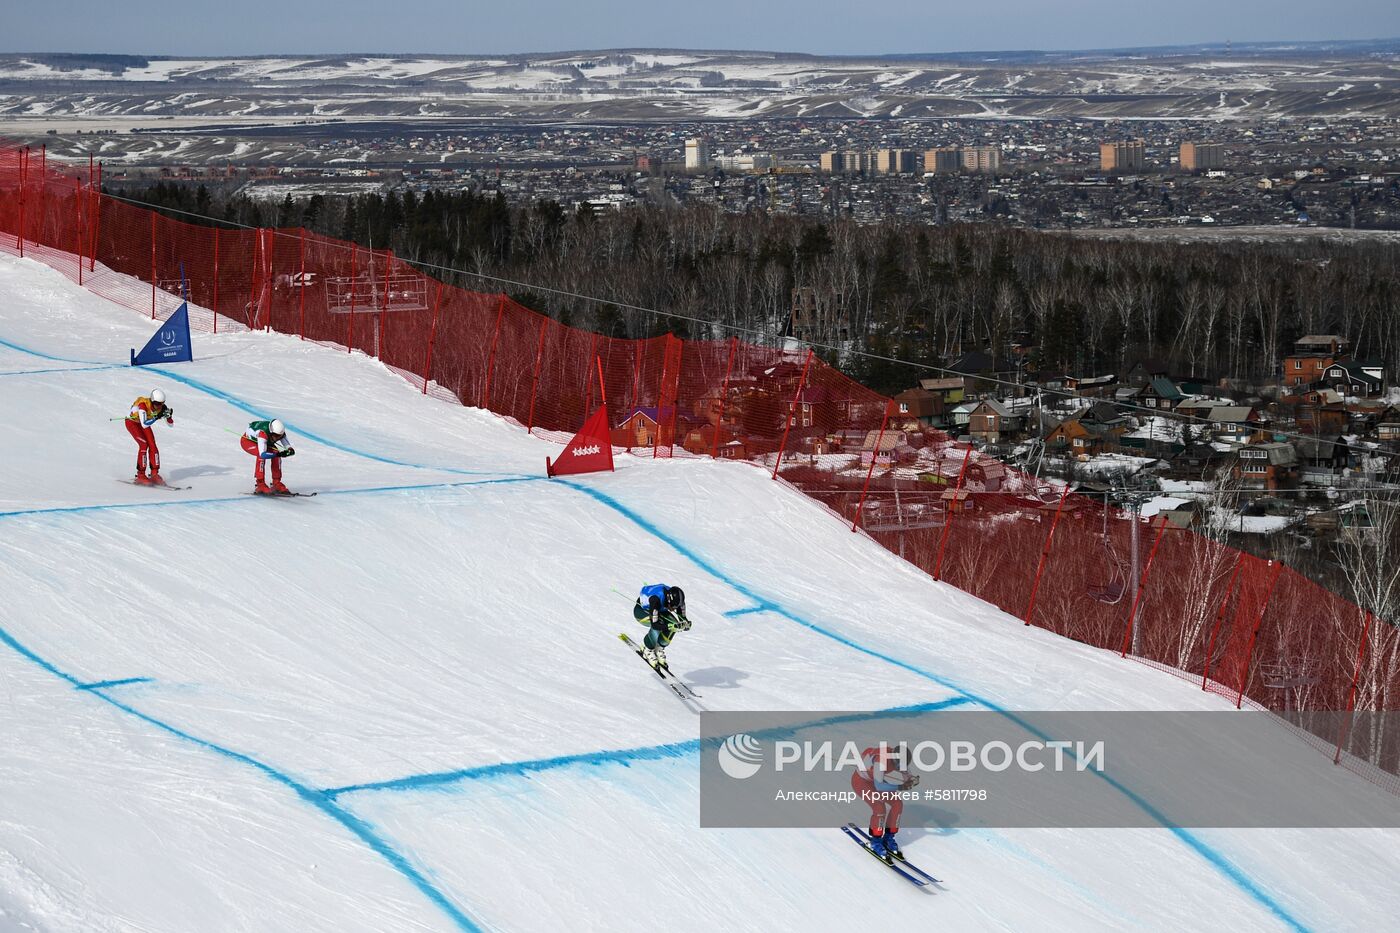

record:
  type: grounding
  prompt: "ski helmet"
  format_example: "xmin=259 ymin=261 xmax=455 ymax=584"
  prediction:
xmin=150 ymin=388 xmax=166 ymax=405
xmin=664 ymin=586 xmax=686 ymax=612
xmin=269 ymin=418 xmax=285 ymax=436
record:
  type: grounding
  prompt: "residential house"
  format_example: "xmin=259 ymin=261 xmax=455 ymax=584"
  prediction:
xmin=1283 ymin=334 xmax=1349 ymax=388
xmin=1323 ymin=360 xmax=1385 ymax=398
xmin=613 ymin=408 xmax=661 ymax=448
xmin=950 ymin=401 xmax=977 ymax=432
xmin=966 ymin=458 xmax=1006 ymax=491
xmin=1206 ymin=406 xmax=1263 ymax=446
xmin=917 ymin=377 xmax=966 ymax=407
xmin=1067 ymin=374 xmax=1118 ymax=397
xmin=860 ymin=429 xmax=909 ymax=467
xmin=892 ymin=387 xmax=945 ymax=427
xmin=1233 ymin=441 xmax=1299 ymax=491
xmin=968 ymin=399 xmax=1021 ymax=443
xmin=1136 ymin=377 xmax=1185 ymax=411
xmin=1124 ymin=358 xmax=1170 ymax=388
xmin=947 ymin=350 xmax=1018 ymax=396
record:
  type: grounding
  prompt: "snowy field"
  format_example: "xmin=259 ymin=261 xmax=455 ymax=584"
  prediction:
xmin=1 ymin=250 xmax=1399 ymax=931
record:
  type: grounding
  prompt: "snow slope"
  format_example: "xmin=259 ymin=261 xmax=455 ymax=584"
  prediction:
xmin=1 ymin=250 xmax=1398 ymax=932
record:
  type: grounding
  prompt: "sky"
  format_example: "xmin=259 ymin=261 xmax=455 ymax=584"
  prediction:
xmin=7 ymin=0 xmax=1400 ymax=57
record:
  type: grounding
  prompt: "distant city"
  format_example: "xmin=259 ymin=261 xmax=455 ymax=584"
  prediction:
xmin=84 ymin=116 xmax=1400 ymax=230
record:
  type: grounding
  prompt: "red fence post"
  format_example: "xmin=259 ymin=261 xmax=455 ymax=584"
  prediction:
xmin=584 ymin=333 xmax=599 ymax=414
xmin=852 ymin=399 xmax=893 ymax=532
xmin=421 ymin=282 xmax=445 ymax=395
xmin=149 ymin=211 xmax=157 ymax=319
xmin=73 ymin=178 xmax=84 ymax=286
xmin=1118 ymin=515 xmax=1170 ymax=657
xmin=348 ymin=244 xmax=358 ymax=351
xmin=1334 ymin=609 xmax=1375 ymax=764
xmin=1202 ymin=553 xmax=1246 ymax=690
xmin=933 ymin=445 xmax=974 ymax=581
xmin=772 ymin=349 xmax=815 ymax=480
xmin=378 ymin=251 xmax=390 ymax=357
xmin=526 ymin=318 xmax=548 ymax=433
xmin=1024 ymin=483 xmax=1072 ymax=626
xmin=596 ymin=355 xmax=607 ymax=407
xmin=298 ymin=229 xmax=306 ymax=340
xmin=1234 ymin=560 xmax=1284 ymax=709
xmin=710 ymin=336 xmax=738 ymax=459
xmin=653 ymin=335 xmax=684 ymax=459
xmin=481 ymin=295 xmax=506 ymax=410
xmin=16 ymin=147 xmax=25 ymax=257
xmin=88 ymin=160 xmax=100 ymax=273
xmin=212 ymin=227 xmax=219 ymax=334
xmin=263 ymin=229 xmax=275 ymax=332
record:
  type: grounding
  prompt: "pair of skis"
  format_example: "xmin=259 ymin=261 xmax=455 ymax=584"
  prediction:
xmin=841 ymin=823 xmax=941 ymax=887
xmin=117 ymin=479 xmax=193 ymax=491
xmin=618 ymin=633 xmax=701 ymax=702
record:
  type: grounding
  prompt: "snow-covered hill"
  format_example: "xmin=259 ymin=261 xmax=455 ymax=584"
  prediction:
xmin=3 ymin=48 xmax=1400 ymax=121
xmin=1 ymin=250 xmax=1398 ymax=932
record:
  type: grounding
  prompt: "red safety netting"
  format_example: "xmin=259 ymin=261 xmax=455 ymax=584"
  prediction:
xmin=2 ymin=142 xmax=1396 ymax=789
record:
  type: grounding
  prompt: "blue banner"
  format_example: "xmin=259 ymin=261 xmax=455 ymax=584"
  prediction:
xmin=131 ymin=303 xmax=193 ymax=366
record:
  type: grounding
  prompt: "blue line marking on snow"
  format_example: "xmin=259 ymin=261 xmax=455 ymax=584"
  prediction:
xmin=323 ymin=697 xmax=972 ymax=798
xmin=76 ymin=677 xmax=152 ymax=691
xmin=557 ymin=479 xmax=1310 ymax=933
xmin=722 ymin=605 xmax=768 ymax=618
xmin=0 ymin=364 xmax=121 ymax=377
xmin=0 ymin=334 xmax=91 ymax=364
xmin=0 ymin=476 xmax=543 ymax=522
xmin=0 ymin=621 xmax=481 ymax=932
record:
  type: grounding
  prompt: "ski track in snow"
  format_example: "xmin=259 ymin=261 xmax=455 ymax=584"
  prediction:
xmin=0 ymin=251 xmax=1379 ymax=931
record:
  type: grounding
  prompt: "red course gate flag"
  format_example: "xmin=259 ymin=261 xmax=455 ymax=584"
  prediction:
xmin=546 ymin=406 xmax=615 ymax=477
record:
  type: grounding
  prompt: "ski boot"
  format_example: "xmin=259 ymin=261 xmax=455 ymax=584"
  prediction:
xmin=271 ymin=480 xmax=291 ymax=495
xmin=147 ymin=471 xmax=166 ymax=487
xmin=869 ymin=833 xmax=892 ymax=863
xmin=882 ymin=832 xmax=903 ymax=861
xmin=653 ymin=646 xmax=668 ymax=670
xmin=133 ymin=472 xmax=153 ymax=486
xmin=253 ymin=479 xmax=273 ymax=495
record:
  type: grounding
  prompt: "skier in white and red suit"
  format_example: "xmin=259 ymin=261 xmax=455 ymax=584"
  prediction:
xmin=240 ymin=418 xmax=294 ymax=494
xmin=851 ymin=741 xmax=920 ymax=860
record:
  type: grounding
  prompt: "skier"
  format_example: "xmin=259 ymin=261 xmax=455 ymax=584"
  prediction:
xmin=851 ymin=741 xmax=919 ymax=861
xmin=125 ymin=388 xmax=173 ymax=485
xmin=240 ymin=418 xmax=295 ymax=495
xmin=632 ymin=584 xmax=690 ymax=668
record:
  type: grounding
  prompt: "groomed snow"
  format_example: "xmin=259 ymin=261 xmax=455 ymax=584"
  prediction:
xmin=1 ymin=250 xmax=1398 ymax=931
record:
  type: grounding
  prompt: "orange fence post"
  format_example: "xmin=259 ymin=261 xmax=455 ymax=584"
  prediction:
xmin=1024 ymin=483 xmax=1072 ymax=626
xmin=772 ymin=349 xmax=814 ymax=480
xmin=422 ymin=282 xmax=445 ymax=395
xmin=653 ymin=335 xmax=684 ymax=459
xmin=526 ymin=318 xmax=548 ymax=433
xmin=710 ymin=336 xmax=738 ymax=459
xmin=933 ymin=445 xmax=973 ymax=581
xmin=852 ymin=399 xmax=893 ymax=532
xmin=1119 ymin=515 xmax=1170 ymax=657
xmin=596 ymin=355 xmax=607 ymax=407
xmin=1234 ymin=560 xmax=1284 ymax=708
xmin=1335 ymin=609 xmax=1375 ymax=764
xmin=482 ymin=295 xmax=505 ymax=410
